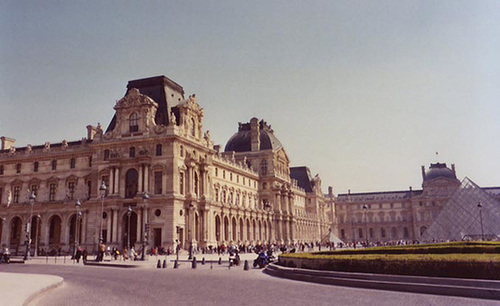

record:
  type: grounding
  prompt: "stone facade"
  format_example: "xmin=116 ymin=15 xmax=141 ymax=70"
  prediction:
xmin=333 ymin=163 xmax=500 ymax=243
xmin=0 ymin=75 xmax=333 ymax=255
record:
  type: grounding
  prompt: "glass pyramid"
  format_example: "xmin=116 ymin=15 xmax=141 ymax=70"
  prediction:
xmin=421 ymin=177 xmax=500 ymax=241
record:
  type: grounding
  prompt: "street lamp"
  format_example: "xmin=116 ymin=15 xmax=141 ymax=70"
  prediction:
xmin=73 ymin=200 xmax=82 ymax=260
xmin=127 ymin=205 xmax=132 ymax=251
xmin=99 ymin=181 xmax=107 ymax=243
xmin=188 ymin=202 xmax=194 ymax=260
xmin=24 ymin=191 xmax=36 ymax=260
xmin=141 ymin=192 xmax=149 ymax=261
xmin=478 ymin=202 xmax=484 ymax=241
xmin=362 ymin=205 xmax=368 ymax=246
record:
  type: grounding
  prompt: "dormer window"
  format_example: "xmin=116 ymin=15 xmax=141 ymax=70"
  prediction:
xmin=129 ymin=113 xmax=139 ymax=132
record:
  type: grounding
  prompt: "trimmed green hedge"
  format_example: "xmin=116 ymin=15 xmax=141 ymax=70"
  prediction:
xmin=278 ymin=241 xmax=500 ymax=280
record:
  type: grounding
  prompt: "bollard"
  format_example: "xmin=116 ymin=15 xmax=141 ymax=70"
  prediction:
xmin=157 ymin=259 xmax=161 ymax=268
xmin=211 ymin=263 xmax=213 ymax=270
xmin=244 ymin=260 xmax=249 ymax=271
xmin=163 ymin=260 xmax=167 ymax=269
xmin=202 ymin=257 xmax=205 ymax=265
xmin=46 ymin=256 xmax=48 ymax=264
xmin=174 ymin=259 xmax=179 ymax=269
xmin=192 ymin=257 xmax=197 ymax=269
xmin=218 ymin=257 xmax=222 ymax=265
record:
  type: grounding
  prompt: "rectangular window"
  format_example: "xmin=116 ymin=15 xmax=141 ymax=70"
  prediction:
xmin=0 ymin=165 xmax=3 ymax=175
xmin=154 ymin=171 xmax=162 ymax=194
xmin=179 ymin=172 xmax=184 ymax=195
xmin=129 ymin=147 xmax=135 ymax=158
xmin=16 ymin=163 xmax=21 ymax=173
xmin=0 ymin=187 xmax=3 ymax=204
xmin=52 ymin=160 xmax=57 ymax=171
xmin=49 ymin=183 xmax=57 ymax=201
xmin=31 ymin=185 xmax=38 ymax=197
xmin=34 ymin=162 xmax=39 ymax=172
xmin=68 ymin=182 xmax=75 ymax=199
xmin=13 ymin=186 xmax=20 ymax=203
xmin=70 ymin=158 xmax=76 ymax=169
xmin=104 ymin=150 xmax=110 ymax=161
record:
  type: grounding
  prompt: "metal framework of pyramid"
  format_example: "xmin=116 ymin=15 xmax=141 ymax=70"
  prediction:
xmin=421 ymin=177 xmax=500 ymax=241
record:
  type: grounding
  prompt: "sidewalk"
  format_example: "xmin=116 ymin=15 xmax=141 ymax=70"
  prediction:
xmin=0 ymin=272 xmax=63 ymax=306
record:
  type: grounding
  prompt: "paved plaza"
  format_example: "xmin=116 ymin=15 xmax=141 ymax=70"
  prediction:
xmin=0 ymin=253 xmax=499 ymax=306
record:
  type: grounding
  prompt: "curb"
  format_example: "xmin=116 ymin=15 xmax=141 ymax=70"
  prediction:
xmin=264 ymin=263 xmax=500 ymax=300
xmin=83 ymin=261 xmax=145 ymax=268
xmin=23 ymin=276 xmax=64 ymax=306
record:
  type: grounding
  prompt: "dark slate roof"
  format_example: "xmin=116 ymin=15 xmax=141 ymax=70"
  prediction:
xmin=424 ymin=163 xmax=457 ymax=182
xmin=290 ymin=166 xmax=314 ymax=192
xmin=224 ymin=119 xmax=283 ymax=152
xmin=336 ymin=189 xmax=422 ymax=202
xmin=106 ymin=75 xmax=185 ymax=133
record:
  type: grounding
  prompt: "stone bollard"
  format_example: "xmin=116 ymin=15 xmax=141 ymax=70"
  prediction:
xmin=244 ymin=260 xmax=249 ymax=271
xmin=163 ymin=260 xmax=167 ymax=269
xmin=174 ymin=259 xmax=179 ymax=269
xmin=211 ymin=263 xmax=213 ymax=270
xmin=202 ymin=257 xmax=205 ymax=265
xmin=218 ymin=257 xmax=222 ymax=265
xmin=192 ymin=257 xmax=197 ymax=269
xmin=157 ymin=259 xmax=161 ymax=268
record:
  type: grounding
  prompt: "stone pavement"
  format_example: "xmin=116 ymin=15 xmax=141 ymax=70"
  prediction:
xmin=0 ymin=272 xmax=63 ymax=306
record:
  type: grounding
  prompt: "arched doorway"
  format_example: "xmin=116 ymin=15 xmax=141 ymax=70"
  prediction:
xmin=258 ymin=220 xmax=262 ymax=241
xmin=9 ymin=217 xmax=22 ymax=253
xmin=246 ymin=219 xmax=250 ymax=241
xmin=123 ymin=211 xmax=138 ymax=249
xmin=125 ymin=169 xmax=139 ymax=198
xmin=239 ymin=219 xmax=244 ymax=241
xmin=215 ymin=215 xmax=221 ymax=242
xmin=49 ymin=215 xmax=62 ymax=248
xmin=195 ymin=213 xmax=200 ymax=241
xmin=69 ymin=214 xmax=82 ymax=245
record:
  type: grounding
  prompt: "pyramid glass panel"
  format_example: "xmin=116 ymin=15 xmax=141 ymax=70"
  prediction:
xmin=422 ymin=177 xmax=500 ymax=241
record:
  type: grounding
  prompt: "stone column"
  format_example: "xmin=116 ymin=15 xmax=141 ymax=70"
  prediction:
xmin=114 ymin=168 xmax=119 ymax=195
xmin=112 ymin=209 xmax=118 ymax=243
xmin=144 ymin=165 xmax=149 ymax=193
xmin=109 ymin=167 xmax=115 ymax=194
xmin=138 ymin=165 xmax=143 ymax=193
xmin=106 ymin=210 xmax=112 ymax=243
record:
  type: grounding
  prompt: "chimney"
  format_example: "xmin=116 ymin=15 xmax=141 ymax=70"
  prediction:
xmin=421 ymin=165 xmax=426 ymax=180
xmin=451 ymin=163 xmax=456 ymax=175
xmin=328 ymin=186 xmax=333 ymax=196
xmin=86 ymin=125 xmax=97 ymax=141
xmin=250 ymin=117 xmax=260 ymax=151
xmin=1 ymin=136 xmax=15 ymax=150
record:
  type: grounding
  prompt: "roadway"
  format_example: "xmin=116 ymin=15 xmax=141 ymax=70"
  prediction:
xmin=0 ymin=261 xmax=498 ymax=306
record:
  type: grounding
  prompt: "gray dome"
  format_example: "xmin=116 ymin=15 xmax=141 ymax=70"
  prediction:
xmin=225 ymin=119 xmax=283 ymax=152
xmin=424 ymin=163 xmax=457 ymax=182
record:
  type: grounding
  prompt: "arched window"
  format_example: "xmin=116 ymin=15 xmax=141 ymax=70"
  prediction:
xmin=156 ymin=144 xmax=162 ymax=156
xmin=381 ymin=228 xmax=386 ymax=238
xmin=403 ymin=227 xmax=409 ymax=238
xmin=190 ymin=118 xmax=196 ymax=137
xmin=340 ymin=229 xmax=345 ymax=239
xmin=358 ymin=228 xmax=363 ymax=239
xmin=420 ymin=226 xmax=427 ymax=236
xmin=129 ymin=113 xmax=139 ymax=132
xmin=70 ymin=158 xmax=76 ymax=169
xmin=125 ymin=169 xmax=139 ymax=198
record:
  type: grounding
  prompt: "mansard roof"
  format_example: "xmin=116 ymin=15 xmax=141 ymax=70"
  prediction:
xmin=290 ymin=166 xmax=315 ymax=193
xmin=106 ymin=75 xmax=185 ymax=133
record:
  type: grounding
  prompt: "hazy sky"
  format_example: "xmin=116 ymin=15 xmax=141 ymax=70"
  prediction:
xmin=2 ymin=1 xmax=500 ymax=194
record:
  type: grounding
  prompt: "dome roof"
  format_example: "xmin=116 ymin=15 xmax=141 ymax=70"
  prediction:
xmin=424 ymin=163 xmax=457 ymax=182
xmin=224 ymin=119 xmax=283 ymax=152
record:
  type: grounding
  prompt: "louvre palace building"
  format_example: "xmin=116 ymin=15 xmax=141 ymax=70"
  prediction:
xmin=0 ymin=75 xmax=334 ymax=256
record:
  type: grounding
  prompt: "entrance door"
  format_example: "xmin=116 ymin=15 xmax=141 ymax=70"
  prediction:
xmin=154 ymin=228 xmax=161 ymax=248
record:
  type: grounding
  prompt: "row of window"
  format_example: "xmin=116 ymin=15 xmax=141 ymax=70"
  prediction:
xmin=0 ymin=180 xmax=87 ymax=205
xmin=339 ymin=226 xmax=411 ymax=240
xmin=214 ymin=187 xmax=258 ymax=208
xmin=0 ymin=158 xmax=90 ymax=175
xmin=214 ymin=167 xmax=257 ymax=188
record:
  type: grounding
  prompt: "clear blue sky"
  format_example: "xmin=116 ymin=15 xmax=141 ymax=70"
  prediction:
xmin=2 ymin=1 xmax=500 ymax=194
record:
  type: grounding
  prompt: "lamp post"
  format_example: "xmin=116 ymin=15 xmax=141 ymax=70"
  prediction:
xmin=188 ymin=202 xmax=194 ymax=260
xmin=141 ymin=192 xmax=149 ymax=261
xmin=73 ymin=200 xmax=82 ymax=260
xmin=33 ymin=215 xmax=40 ymax=257
xmin=99 ymin=181 xmax=107 ymax=243
xmin=362 ymin=205 xmax=368 ymax=246
xmin=127 ymin=205 xmax=132 ymax=251
xmin=24 ymin=191 xmax=36 ymax=260
xmin=478 ymin=202 xmax=484 ymax=241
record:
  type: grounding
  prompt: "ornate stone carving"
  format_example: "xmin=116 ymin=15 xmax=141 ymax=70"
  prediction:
xmin=114 ymin=88 xmax=158 ymax=110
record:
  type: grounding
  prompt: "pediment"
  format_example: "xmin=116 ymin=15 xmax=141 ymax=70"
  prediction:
xmin=114 ymin=88 xmax=158 ymax=110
